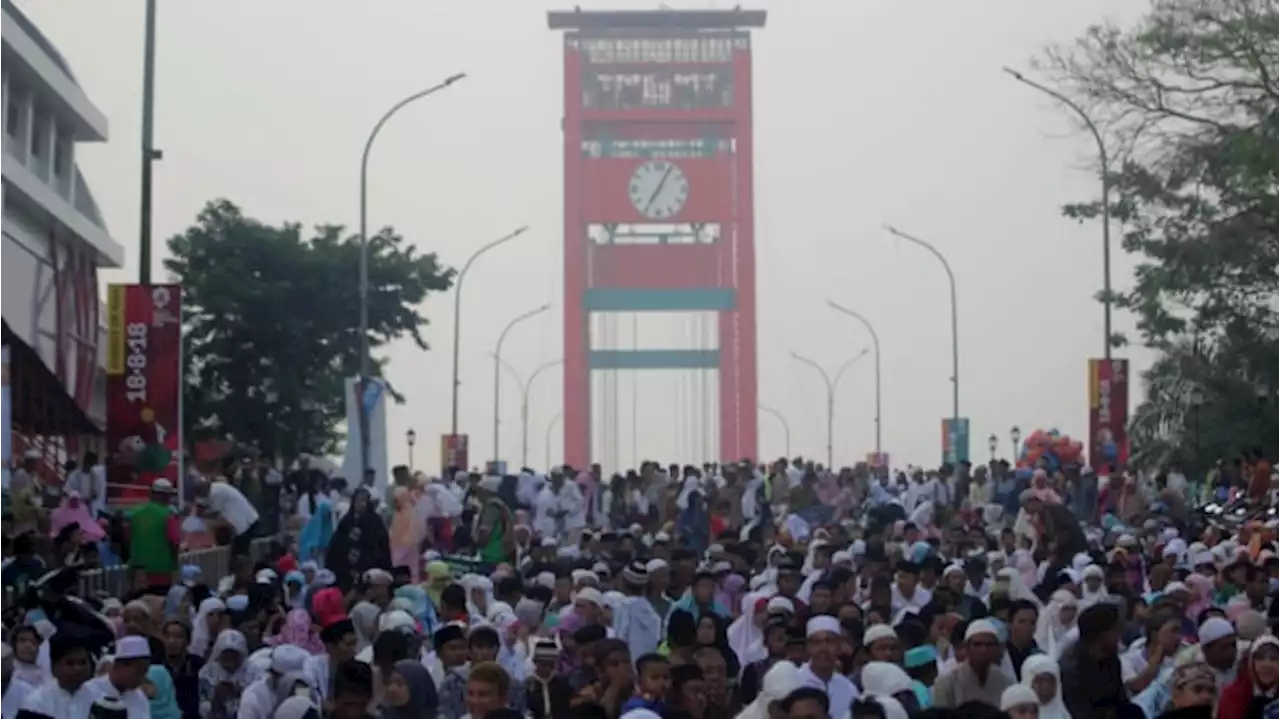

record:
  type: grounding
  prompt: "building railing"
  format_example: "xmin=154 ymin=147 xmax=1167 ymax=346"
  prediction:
xmin=3 ymin=538 xmax=278 ymax=612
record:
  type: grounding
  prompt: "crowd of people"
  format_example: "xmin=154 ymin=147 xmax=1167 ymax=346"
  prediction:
xmin=1 ymin=454 xmax=1277 ymax=719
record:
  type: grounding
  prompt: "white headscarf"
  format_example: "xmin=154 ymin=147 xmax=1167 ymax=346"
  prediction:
xmin=1020 ymin=654 xmax=1069 ymax=719
xmin=733 ymin=660 xmax=802 ymax=719
xmin=1079 ymin=564 xmax=1110 ymax=608
xmin=1035 ymin=590 xmax=1078 ymax=658
xmin=727 ymin=591 xmax=768 ymax=669
xmin=190 ymin=597 xmax=227 ymax=657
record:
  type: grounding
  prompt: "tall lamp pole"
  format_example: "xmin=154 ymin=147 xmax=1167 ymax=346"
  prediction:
xmin=758 ymin=405 xmax=792 ymax=458
xmin=827 ymin=300 xmax=883 ymax=455
xmin=790 ymin=348 xmax=870 ymax=468
xmin=492 ymin=305 xmax=551 ymax=463
xmin=449 ymin=225 xmax=530 ymax=435
xmin=885 ymin=225 xmax=959 ymax=421
xmin=358 ymin=72 xmax=466 ymax=478
xmin=138 ymin=0 xmax=159 ymax=285
xmin=987 ymin=433 xmax=998 ymax=462
xmin=545 ymin=412 xmax=562 ymax=469
xmin=496 ymin=357 xmax=562 ymax=467
xmin=1011 ymin=426 xmax=1022 ymax=464
xmin=1003 ymin=67 xmax=1112 ymax=360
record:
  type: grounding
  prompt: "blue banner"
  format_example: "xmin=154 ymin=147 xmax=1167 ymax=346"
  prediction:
xmin=942 ymin=417 xmax=970 ymax=466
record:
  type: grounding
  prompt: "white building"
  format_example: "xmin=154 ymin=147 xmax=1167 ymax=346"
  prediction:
xmin=2 ymin=0 xmax=123 ymax=449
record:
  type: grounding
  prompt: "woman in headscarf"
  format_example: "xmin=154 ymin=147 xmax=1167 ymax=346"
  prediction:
xmin=1184 ymin=574 xmax=1216 ymax=624
xmin=143 ymin=664 xmax=183 ymax=719
xmin=1034 ymin=590 xmax=1079 ymax=659
xmin=860 ymin=661 xmax=922 ymax=714
xmin=388 ymin=486 xmax=424 ymax=583
xmin=1217 ymin=634 xmax=1278 ymax=719
xmin=1030 ymin=470 xmax=1062 ymax=504
xmin=350 ymin=601 xmax=382 ymax=653
xmin=394 ymin=585 xmax=438 ymax=637
xmin=1079 ymin=564 xmax=1112 ymax=609
xmin=695 ymin=612 xmax=741 ymax=678
xmin=197 ymin=629 xmax=250 ymax=719
xmin=379 ymin=659 xmax=438 ymax=719
xmin=462 ymin=575 xmax=494 ymax=623
xmin=324 ymin=488 xmax=391 ymax=591
xmin=49 ymin=491 xmax=106 ymax=542
xmin=734 ymin=660 xmax=803 ymax=719
xmin=190 ymin=598 xmax=228 ymax=659
xmin=296 ymin=496 xmax=333 ymax=565
xmin=160 ymin=619 xmax=205 ymax=719
xmin=423 ymin=561 xmax=453 ymax=612
xmin=267 ymin=609 xmax=324 ymax=655
xmin=1020 ymin=654 xmax=1069 ymax=719
xmin=727 ymin=592 xmax=769 ymax=670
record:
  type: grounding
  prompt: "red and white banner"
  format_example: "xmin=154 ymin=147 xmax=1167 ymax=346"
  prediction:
xmin=1088 ymin=358 xmax=1129 ymax=473
xmin=106 ymin=284 xmax=182 ymax=501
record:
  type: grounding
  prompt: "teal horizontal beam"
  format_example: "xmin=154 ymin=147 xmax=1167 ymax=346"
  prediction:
xmin=589 ymin=349 xmax=720 ymax=370
xmin=583 ymin=288 xmax=735 ymax=312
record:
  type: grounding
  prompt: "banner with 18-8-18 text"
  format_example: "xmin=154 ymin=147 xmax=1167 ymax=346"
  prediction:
xmin=1088 ymin=358 xmax=1129 ymax=473
xmin=106 ymin=284 xmax=182 ymax=502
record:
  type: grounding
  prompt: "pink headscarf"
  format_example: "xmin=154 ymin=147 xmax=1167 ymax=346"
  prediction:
xmin=1183 ymin=574 xmax=1214 ymax=621
xmin=269 ymin=608 xmax=324 ymax=654
xmin=50 ymin=493 xmax=105 ymax=542
xmin=1031 ymin=470 xmax=1062 ymax=504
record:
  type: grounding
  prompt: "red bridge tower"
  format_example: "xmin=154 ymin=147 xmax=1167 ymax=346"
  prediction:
xmin=549 ymin=8 xmax=765 ymax=468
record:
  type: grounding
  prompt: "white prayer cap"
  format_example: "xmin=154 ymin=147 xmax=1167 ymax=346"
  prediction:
xmin=707 ymin=543 xmax=726 ymax=555
xmin=942 ymin=563 xmax=965 ymax=578
xmin=535 ymin=572 xmax=556 ymax=589
xmin=1198 ymin=617 xmax=1236 ymax=645
xmin=831 ymin=550 xmax=853 ymax=566
xmin=805 ymin=615 xmax=841 ymax=637
xmin=573 ymin=587 xmax=603 ymax=607
xmin=645 ymin=558 xmax=669 ymax=573
xmin=1164 ymin=581 xmax=1190 ymax=595
xmin=1083 ymin=564 xmax=1104 ymax=579
xmin=766 ymin=596 xmax=795 ymax=614
xmin=571 ymin=569 xmax=596 ymax=586
xmin=711 ymin=561 xmax=733 ymax=574
xmin=540 ymin=537 xmax=557 ymax=547
xmin=851 ymin=539 xmax=867 ymax=556
xmin=477 ymin=475 xmax=503 ymax=492
xmin=864 ymin=624 xmax=898 ymax=646
xmin=592 ymin=562 xmax=611 ymax=577
xmin=965 ymin=620 xmax=1000 ymax=642
xmin=748 ymin=573 xmax=772 ymax=590
xmin=1000 ymin=685 xmax=1040 ymax=711
xmin=1192 ymin=551 xmax=1216 ymax=567
xmin=620 ymin=710 xmax=663 ymax=719
xmin=255 ymin=568 xmax=278 ymax=584
xmin=363 ymin=568 xmax=393 ymax=585
xmin=115 ymin=635 xmax=151 ymax=660
xmin=628 ymin=523 xmax=643 ymax=535
xmin=654 ymin=531 xmax=671 ymax=543
xmin=379 ymin=610 xmax=417 ymax=633
xmin=271 ymin=645 xmax=310 ymax=674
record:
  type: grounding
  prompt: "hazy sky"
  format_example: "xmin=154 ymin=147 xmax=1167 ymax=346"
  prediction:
xmin=23 ymin=0 xmax=1158 ymax=473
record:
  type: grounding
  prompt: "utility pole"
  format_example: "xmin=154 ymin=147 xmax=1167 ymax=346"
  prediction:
xmin=138 ymin=0 xmax=158 ymax=284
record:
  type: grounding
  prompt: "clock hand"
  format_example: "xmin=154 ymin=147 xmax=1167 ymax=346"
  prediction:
xmin=643 ymin=166 xmax=675 ymax=214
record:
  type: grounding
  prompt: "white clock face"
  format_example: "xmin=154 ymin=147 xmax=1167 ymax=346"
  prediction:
xmin=628 ymin=160 xmax=690 ymax=219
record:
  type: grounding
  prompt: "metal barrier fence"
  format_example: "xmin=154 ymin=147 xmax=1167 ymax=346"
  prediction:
xmin=75 ymin=537 xmax=277 ymax=598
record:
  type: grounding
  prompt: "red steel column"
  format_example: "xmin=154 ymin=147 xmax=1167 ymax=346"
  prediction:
xmin=733 ymin=46 xmax=759 ymax=461
xmin=562 ymin=44 xmax=591 ymax=469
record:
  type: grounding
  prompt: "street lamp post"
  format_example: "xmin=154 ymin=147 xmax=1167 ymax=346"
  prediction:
xmin=885 ymin=225 xmax=959 ymax=421
xmin=827 ymin=300 xmax=883 ymax=455
xmin=449 ymin=226 xmax=530 ymax=436
xmin=545 ymin=412 xmax=562 ymax=469
xmin=358 ymin=72 xmax=466 ymax=478
xmin=496 ymin=357 xmax=563 ymax=467
xmin=406 ymin=428 xmax=417 ymax=470
xmin=492 ymin=305 xmax=551 ymax=463
xmin=790 ymin=348 xmax=870 ymax=468
xmin=1003 ymin=67 xmax=1112 ymax=361
xmin=1011 ymin=426 xmax=1022 ymax=463
xmin=988 ymin=433 xmax=998 ymax=462
xmin=758 ymin=405 xmax=792 ymax=458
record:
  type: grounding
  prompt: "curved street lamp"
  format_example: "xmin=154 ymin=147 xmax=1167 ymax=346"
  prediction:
xmin=496 ymin=357 xmax=563 ymax=467
xmin=449 ymin=225 xmax=530 ymax=435
xmin=544 ymin=412 xmax=562 ymax=470
xmin=987 ymin=433 xmax=998 ymax=461
xmin=884 ymin=224 xmax=959 ymax=421
xmin=758 ymin=404 xmax=792 ymax=458
xmin=1003 ymin=67 xmax=1113 ymax=361
xmin=406 ymin=428 xmax=418 ymax=470
xmin=1011 ymin=425 xmax=1022 ymax=463
xmin=790 ymin=348 xmax=870 ymax=469
xmin=358 ymin=73 xmax=466 ymax=477
xmin=492 ymin=305 xmax=551 ymax=462
xmin=827 ymin=300 xmax=883 ymax=455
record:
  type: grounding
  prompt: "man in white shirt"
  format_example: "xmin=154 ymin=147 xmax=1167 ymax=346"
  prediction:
xmin=196 ymin=479 xmax=261 ymax=555
xmin=83 ymin=635 xmax=151 ymax=719
xmin=798 ymin=616 xmax=859 ymax=719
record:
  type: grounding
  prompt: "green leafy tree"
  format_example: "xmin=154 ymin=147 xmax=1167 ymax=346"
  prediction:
xmin=1035 ymin=0 xmax=1278 ymax=468
xmin=165 ymin=200 xmax=455 ymax=460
